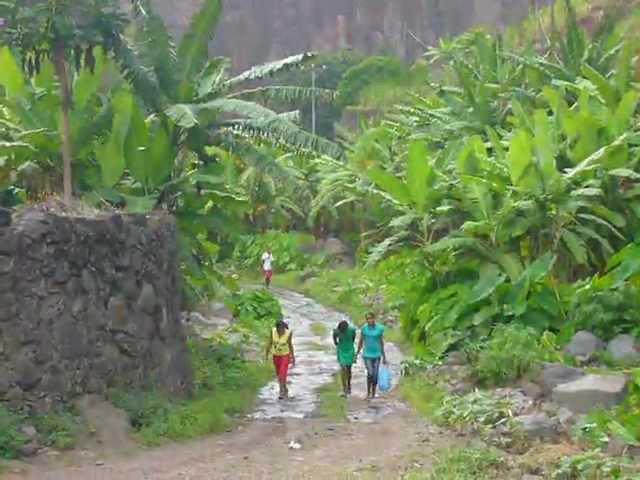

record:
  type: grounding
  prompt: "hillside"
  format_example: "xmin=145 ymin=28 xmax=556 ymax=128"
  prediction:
xmin=142 ymin=0 xmax=552 ymax=70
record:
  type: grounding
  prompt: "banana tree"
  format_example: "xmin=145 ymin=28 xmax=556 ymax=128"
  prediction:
xmin=0 ymin=46 xmax=128 ymax=201
xmin=0 ymin=0 xmax=127 ymax=203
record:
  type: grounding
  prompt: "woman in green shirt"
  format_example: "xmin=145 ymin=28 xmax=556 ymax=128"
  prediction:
xmin=333 ymin=320 xmax=357 ymax=397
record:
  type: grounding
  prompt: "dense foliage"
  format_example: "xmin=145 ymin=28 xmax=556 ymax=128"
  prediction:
xmin=306 ymin=1 xmax=640 ymax=358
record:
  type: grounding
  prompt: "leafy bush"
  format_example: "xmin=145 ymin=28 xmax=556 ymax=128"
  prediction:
xmin=110 ymin=339 xmax=270 ymax=446
xmin=415 ymin=447 xmax=508 ymax=480
xmin=472 ymin=325 xmax=554 ymax=386
xmin=0 ymin=407 xmax=26 ymax=459
xmin=552 ymin=450 xmax=639 ymax=479
xmin=226 ymin=289 xmax=283 ymax=337
xmin=33 ymin=411 xmax=84 ymax=450
xmin=337 ymin=56 xmax=408 ymax=107
xmin=232 ymin=230 xmax=316 ymax=272
xmin=436 ymin=391 xmax=514 ymax=432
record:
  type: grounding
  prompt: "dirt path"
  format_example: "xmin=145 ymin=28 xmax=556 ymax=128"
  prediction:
xmin=3 ymin=290 xmax=448 ymax=480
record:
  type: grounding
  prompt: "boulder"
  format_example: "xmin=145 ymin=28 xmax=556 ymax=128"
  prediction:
xmin=444 ymin=350 xmax=468 ymax=366
xmin=20 ymin=425 xmax=37 ymax=439
xmin=520 ymin=381 xmax=543 ymax=400
xmin=538 ymin=363 xmax=585 ymax=396
xmin=607 ymin=334 xmax=640 ymax=365
xmin=552 ymin=374 xmax=629 ymax=414
xmin=321 ymin=237 xmax=349 ymax=257
xmin=563 ymin=331 xmax=604 ymax=361
xmin=514 ymin=412 xmax=557 ymax=440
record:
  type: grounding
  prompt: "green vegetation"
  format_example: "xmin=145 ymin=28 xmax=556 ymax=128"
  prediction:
xmin=32 ymin=410 xmax=85 ymax=450
xmin=400 ymin=376 xmax=446 ymax=419
xmin=406 ymin=446 xmax=508 ymax=480
xmin=317 ymin=376 xmax=348 ymax=422
xmin=552 ymin=450 xmax=640 ymax=479
xmin=472 ymin=326 xmax=558 ymax=386
xmin=110 ymin=339 xmax=270 ymax=446
xmin=0 ymin=407 xmax=26 ymax=459
xmin=0 ymin=406 xmax=84 ymax=459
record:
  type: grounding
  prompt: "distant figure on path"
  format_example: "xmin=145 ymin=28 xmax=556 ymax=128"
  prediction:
xmin=356 ymin=312 xmax=387 ymax=400
xmin=265 ymin=320 xmax=295 ymax=399
xmin=333 ymin=320 xmax=357 ymax=397
xmin=261 ymin=248 xmax=274 ymax=288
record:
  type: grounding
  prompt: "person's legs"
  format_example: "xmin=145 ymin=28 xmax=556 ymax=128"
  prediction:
xmin=264 ymin=270 xmax=273 ymax=288
xmin=340 ymin=366 xmax=348 ymax=396
xmin=364 ymin=358 xmax=375 ymax=399
xmin=346 ymin=365 xmax=352 ymax=394
xmin=273 ymin=355 xmax=290 ymax=399
xmin=370 ymin=357 xmax=381 ymax=398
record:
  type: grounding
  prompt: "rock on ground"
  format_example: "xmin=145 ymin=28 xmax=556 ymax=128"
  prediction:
xmin=563 ymin=331 xmax=605 ymax=361
xmin=552 ymin=374 xmax=628 ymax=414
xmin=538 ymin=363 xmax=585 ymax=396
xmin=514 ymin=413 xmax=558 ymax=441
xmin=607 ymin=334 xmax=640 ymax=365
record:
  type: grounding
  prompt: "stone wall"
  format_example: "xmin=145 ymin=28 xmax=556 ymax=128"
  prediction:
xmin=0 ymin=206 xmax=192 ymax=412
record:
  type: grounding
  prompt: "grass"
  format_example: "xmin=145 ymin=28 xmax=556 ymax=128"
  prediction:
xmin=406 ymin=446 xmax=509 ymax=480
xmin=0 ymin=405 xmax=85 ymax=459
xmin=311 ymin=321 xmax=329 ymax=337
xmin=318 ymin=376 xmax=348 ymax=422
xmin=400 ymin=376 xmax=447 ymax=420
xmin=110 ymin=338 xmax=271 ymax=446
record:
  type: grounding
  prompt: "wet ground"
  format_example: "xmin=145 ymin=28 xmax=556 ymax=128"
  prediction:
xmin=252 ymin=289 xmax=403 ymax=422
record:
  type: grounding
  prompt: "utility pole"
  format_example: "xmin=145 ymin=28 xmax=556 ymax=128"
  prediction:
xmin=311 ymin=65 xmax=317 ymax=136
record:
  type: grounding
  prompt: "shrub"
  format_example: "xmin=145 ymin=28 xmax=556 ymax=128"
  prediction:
xmin=436 ymin=391 xmax=514 ymax=432
xmin=552 ymin=450 xmax=639 ymax=479
xmin=416 ymin=447 xmax=508 ymax=480
xmin=472 ymin=325 xmax=552 ymax=386
xmin=0 ymin=407 xmax=26 ymax=459
xmin=225 ymin=289 xmax=283 ymax=337
xmin=33 ymin=410 xmax=84 ymax=450
xmin=337 ymin=56 xmax=408 ymax=107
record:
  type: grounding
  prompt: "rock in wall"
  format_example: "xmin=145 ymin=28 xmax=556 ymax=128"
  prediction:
xmin=0 ymin=207 xmax=192 ymax=412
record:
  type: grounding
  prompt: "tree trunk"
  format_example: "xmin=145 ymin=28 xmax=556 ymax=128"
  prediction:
xmin=52 ymin=41 xmax=73 ymax=204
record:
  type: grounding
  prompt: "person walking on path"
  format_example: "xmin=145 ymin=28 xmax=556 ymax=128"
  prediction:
xmin=356 ymin=312 xmax=386 ymax=400
xmin=261 ymin=249 xmax=274 ymax=288
xmin=265 ymin=320 xmax=295 ymax=399
xmin=333 ymin=320 xmax=357 ymax=397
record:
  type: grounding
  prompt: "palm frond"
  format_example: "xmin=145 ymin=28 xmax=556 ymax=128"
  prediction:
xmin=225 ymin=53 xmax=315 ymax=88
xmin=116 ymin=37 xmax=166 ymax=112
xmin=177 ymin=0 xmax=222 ymax=96
xmin=229 ymin=86 xmax=336 ymax=105
xmin=129 ymin=0 xmax=178 ymax=97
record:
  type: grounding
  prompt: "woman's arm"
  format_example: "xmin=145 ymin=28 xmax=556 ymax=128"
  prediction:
xmin=333 ymin=330 xmax=339 ymax=347
xmin=356 ymin=332 xmax=364 ymax=357
xmin=265 ymin=335 xmax=272 ymax=361
xmin=381 ymin=335 xmax=387 ymax=364
xmin=288 ymin=332 xmax=295 ymax=365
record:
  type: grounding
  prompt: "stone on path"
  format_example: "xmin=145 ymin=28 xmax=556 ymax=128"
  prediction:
xmin=538 ymin=363 xmax=585 ymax=396
xmin=514 ymin=412 xmax=557 ymax=440
xmin=607 ymin=334 xmax=640 ymax=365
xmin=563 ymin=331 xmax=604 ymax=361
xmin=552 ymin=374 xmax=628 ymax=414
